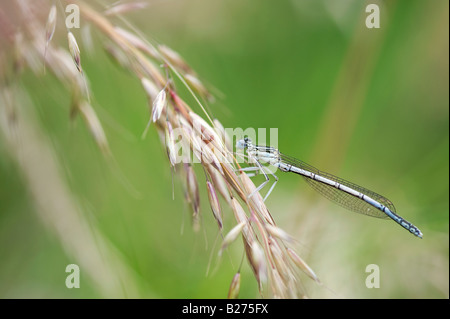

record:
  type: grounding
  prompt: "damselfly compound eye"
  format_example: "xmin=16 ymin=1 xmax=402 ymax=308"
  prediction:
xmin=236 ymin=139 xmax=246 ymax=150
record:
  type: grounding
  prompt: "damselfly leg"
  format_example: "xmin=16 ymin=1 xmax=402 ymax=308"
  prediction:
xmin=239 ymin=157 xmax=278 ymax=202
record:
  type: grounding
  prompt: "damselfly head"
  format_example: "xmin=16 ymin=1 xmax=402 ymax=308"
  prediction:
xmin=236 ymin=136 xmax=252 ymax=150
xmin=236 ymin=139 xmax=246 ymax=150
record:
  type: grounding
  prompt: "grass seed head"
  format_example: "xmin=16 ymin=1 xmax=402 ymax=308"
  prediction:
xmin=4 ymin=1 xmax=314 ymax=298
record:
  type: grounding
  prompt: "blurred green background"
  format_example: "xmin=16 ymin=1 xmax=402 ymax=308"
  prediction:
xmin=0 ymin=0 xmax=448 ymax=298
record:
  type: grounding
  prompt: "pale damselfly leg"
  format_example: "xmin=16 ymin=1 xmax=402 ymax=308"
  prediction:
xmin=236 ymin=137 xmax=423 ymax=238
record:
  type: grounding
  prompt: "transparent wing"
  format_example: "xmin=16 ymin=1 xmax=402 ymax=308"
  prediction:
xmin=279 ymin=153 xmax=395 ymax=219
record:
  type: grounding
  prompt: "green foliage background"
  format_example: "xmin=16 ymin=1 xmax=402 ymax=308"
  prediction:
xmin=0 ymin=0 xmax=448 ymax=298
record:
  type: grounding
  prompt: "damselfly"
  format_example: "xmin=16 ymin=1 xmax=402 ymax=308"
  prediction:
xmin=236 ymin=137 xmax=423 ymax=238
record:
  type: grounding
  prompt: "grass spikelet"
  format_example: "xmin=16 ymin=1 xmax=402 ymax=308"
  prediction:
xmin=239 ymin=172 xmax=264 ymax=208
xmin=227 ymin=272 xmax=241 ymax=299
xmin=141 ymin=77 xmax=160 ymax=139
xmin=158 ymin=44 xmax=192 ymax=73
xmin=44 ymin=5 xmax=57 ymax=72
xmin=239 ymin=172 xmax=275 ymax=224
xmin=265 ymin=224 xmax=296 ymax=243
xmin=165 ymin=120 xmax=176 ymax=167
xmin=230 ymin=198 xmax=248 ymax=226
xmin=219 ymin=222 xmax=246 ymax=256
xmin=114 ymin=27 xmax=159 ymax=59
xmin=267 ymin=238 xmax=292 ymax=282
xmin=250 ymin=242 xmax=267 ymax=285
xmin=212 ymin=119 xmax=232 ymax=151
xmin=141 ymin=77 xmax=159 ymax=101
xmin=221 ymin=163 xmax=246 ymax=202
xmin=46 ymin=6 xmax=57 ymax=43
xmin=206 ymin=181 xmax=222 ymax=229
xmin=104 ymin=2 xmax=148 ymax=16
xmin=230 ymin=198 xmax=256 ymax=247
xmin=151 ymin=88 xmax=167 ymax=123
xmin=78 ymin=101 xmax=110 ymax=155
xmin=271 ymin=269 xmax=287 ymax=298
xmin=185 ymin=164 xmax=200 ymax=231
xmin=287 ymin=248 xmax=321 ymax=284
xmin=184 ymin=73 xmax=212 ymax=101
xmin=67 ymin=31 xmax=82 ymax=73
xmin=104 ymin=44 xmax=132 ymax=70
xmin=207 ymin=166 xmax=232 ymax=204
